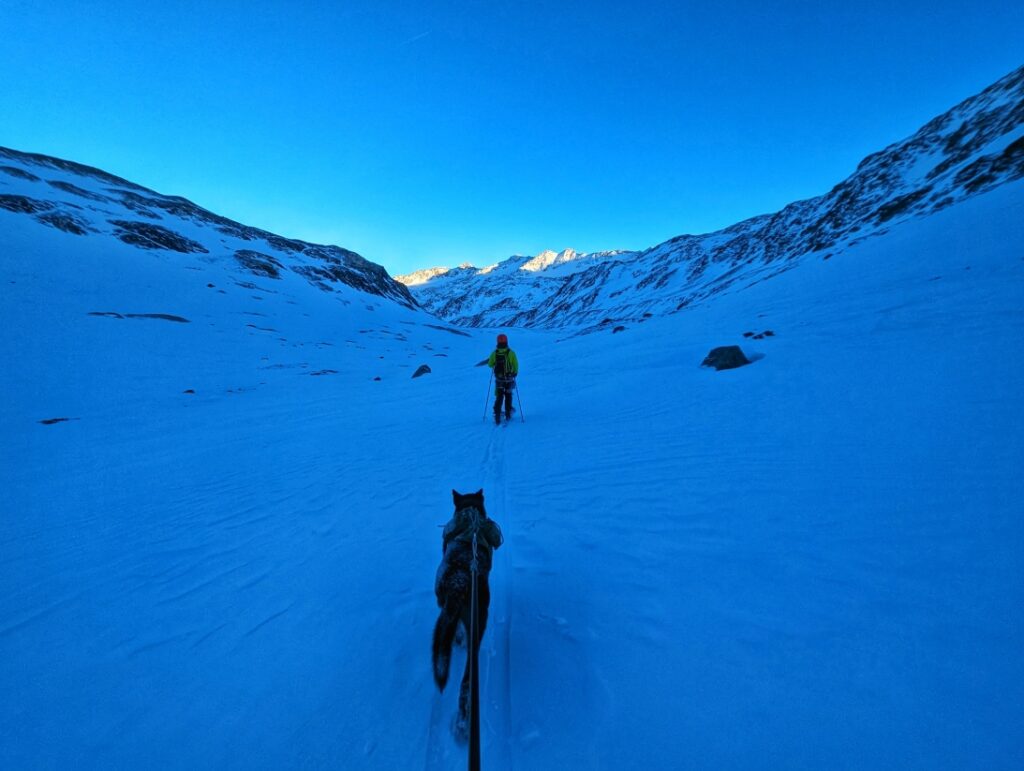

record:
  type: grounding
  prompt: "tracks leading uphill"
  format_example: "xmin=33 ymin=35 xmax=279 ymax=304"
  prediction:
xmin=425 ymin=423 xmax=516 ymax=770
xmin=480 ymin=427 xmax=515 ymax=769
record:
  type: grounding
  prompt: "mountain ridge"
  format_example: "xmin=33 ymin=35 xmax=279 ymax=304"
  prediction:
xmin=402 ymin=65 xmax=1024 ymax=332
xmin=0 ymin=145 xmax=417 ymax=309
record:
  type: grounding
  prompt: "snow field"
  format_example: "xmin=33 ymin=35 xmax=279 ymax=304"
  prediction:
xmin=2 ymin=179 xmax=1023 ymax=769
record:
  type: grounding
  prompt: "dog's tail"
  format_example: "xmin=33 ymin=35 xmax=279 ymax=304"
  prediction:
xmin=432 ymin=576 xmax=469 ymax=691
xmin=432 ymin=611 xmax=456 ymax=691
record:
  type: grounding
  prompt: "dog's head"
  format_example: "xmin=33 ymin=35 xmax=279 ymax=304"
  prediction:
xmin=452 ymin=488 xmax=485 ymax=514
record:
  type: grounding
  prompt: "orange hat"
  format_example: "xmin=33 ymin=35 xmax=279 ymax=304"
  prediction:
xmin=497 ymin=333 xmax=508 ymax=345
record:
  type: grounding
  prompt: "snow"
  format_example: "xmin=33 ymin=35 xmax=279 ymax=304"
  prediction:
xmin=2 ymin=167 xmax=1024 ymax=769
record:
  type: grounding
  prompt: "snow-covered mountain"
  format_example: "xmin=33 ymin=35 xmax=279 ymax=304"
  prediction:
xmin=0 ymin=146 xmax=417 ymax=309
xmin=396 ymin=264 xmax=467 ymax=287
xmin=404 ymin=65 xmax=1024 ymax=331
xmin=397 ymin=248 xmax=637 ymax=325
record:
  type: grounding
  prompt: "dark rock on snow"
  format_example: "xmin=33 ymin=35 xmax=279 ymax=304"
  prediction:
xmin=37 ymin=211 xmax=91 ymax=235
xmin=109 ymin=220 xmax=209 ymax=253
xmin=235 ymin=249 xmax=284 ymax=278
xmin=702 ymin=346 xmax=751 ymax=371
xmin=0 ymin=194 xmax=53 ymax=214
xmin=412 ymin=365 xmax=432 ymax=378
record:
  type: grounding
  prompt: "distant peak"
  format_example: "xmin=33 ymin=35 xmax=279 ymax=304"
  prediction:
xmin=521 ymin=248 xmax=580 ymax=272
xmin=394 ymin=265 xmax=450 ymax=286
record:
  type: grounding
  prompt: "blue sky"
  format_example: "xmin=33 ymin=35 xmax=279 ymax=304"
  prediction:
xmin=1 ymin=1 xmax=1021 ymax=275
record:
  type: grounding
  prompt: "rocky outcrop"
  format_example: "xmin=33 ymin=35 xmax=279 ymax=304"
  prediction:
xmin=110 ymin=221 xmax=209 ymax=253
xmin=235 ymin=250 xmax=284 ymax=279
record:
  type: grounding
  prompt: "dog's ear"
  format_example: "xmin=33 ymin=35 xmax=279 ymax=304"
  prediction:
xmin=476 ymin=489 xmax=484 ymax=500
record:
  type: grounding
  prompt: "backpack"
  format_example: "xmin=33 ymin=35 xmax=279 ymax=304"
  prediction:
xmin=493 ymin=349 xmax=509 ymax=378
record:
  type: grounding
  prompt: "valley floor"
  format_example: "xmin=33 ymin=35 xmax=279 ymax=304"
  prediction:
xmin=2 ymin=189 xmax=1023 ymax=769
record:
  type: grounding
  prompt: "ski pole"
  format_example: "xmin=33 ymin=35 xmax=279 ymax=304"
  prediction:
xmin=481 ymin=371 xmax=493 ymax=421
xmin=515 ymin=379 xmax=525 ymax=422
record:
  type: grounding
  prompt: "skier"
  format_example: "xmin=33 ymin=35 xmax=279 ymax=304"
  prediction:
xmin=487 ymin=333 xmax=519 ymax=424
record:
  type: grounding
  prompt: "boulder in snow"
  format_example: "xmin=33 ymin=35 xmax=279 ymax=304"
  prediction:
xmin=701 ymin=345 xmax=751 ymax=371
xmin=412 ymin=365 xmax=431 ymax=378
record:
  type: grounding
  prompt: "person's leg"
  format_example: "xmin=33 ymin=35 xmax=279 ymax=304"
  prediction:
xmin=493 ymin=385 xmax=503 ymax=419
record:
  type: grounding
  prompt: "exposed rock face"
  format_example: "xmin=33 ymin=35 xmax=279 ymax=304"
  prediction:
xmin=0 ymin=145 xmax=419 ymax=310
xmin=406 ymin=65 xmax=1024 ymax=332
xmin=37 ymin=212 xmax=91 ymax=235
xmin=412 ymin=364 xmax=432 ymax=378
xmin=234 ymin=250 xmax=284 ymax=279
xmin=110 ymin=220 xmax=209 ymax=253
xmin=0 ymin=166 xmax=40 ymax=181
xmin=0 ymin=194 xmax=52 ymax=214
xmin=0 ymin=194 xmax=93 ymax=235
xmin=701 ymin=346 xmax=751 ymax=371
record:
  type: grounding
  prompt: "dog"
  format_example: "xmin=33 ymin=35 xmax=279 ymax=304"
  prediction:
xmin=432 ymin=489 xmax=503 ymax=726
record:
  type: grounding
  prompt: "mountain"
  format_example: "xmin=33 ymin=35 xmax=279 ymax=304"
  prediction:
xmin=395 ymin=264 xmax=465 ymax=287
xmin=403 ymin=65 xmax=1024 ymax=332
xmin=0 ymin=146 xmax=417 ymax=309
xmin=398 ymin=248 xmax=637 ymax=325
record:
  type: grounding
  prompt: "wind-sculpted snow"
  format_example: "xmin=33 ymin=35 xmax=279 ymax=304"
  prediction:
xmin=406 ymin=65 xmax=1024 ymax=332
xmin=4 ymin=177 xmax=1024 ymax=768
xmin=0 ymin=146 xmax=417 ymax=309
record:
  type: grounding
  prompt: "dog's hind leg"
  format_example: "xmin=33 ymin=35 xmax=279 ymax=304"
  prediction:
xmin=432 ymin=599 xmax=463 ymax=691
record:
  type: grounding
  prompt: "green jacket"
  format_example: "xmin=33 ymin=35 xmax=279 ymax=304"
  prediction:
xmin=488 ymin=347 xmax=519 ymax=377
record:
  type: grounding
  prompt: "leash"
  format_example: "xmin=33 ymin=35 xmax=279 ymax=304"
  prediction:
xmin=468 ymin=531 xmax=481 ymax=771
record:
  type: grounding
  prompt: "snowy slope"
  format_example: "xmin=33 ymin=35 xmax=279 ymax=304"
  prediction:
xmin=406 ymin=65 xmax=1024 ymax=332
xmin=0 ymin=145 xmax=416 ymax=309
xmin=3 ymin=138 xmax=1024 ymax=771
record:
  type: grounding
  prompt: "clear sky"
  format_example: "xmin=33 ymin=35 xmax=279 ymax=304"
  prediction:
xmin=1 ymin=1 xmax=1021 ymax=275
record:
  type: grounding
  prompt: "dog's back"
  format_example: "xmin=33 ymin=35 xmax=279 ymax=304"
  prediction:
xmin=432 ymin=490 xmax=499 ymax=694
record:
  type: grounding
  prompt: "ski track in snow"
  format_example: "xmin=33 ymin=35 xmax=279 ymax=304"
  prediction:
xmin=481 ymin=425 xmax=514 ymax=770
xmin=424 ymin=422 xmax=514 ymax=770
